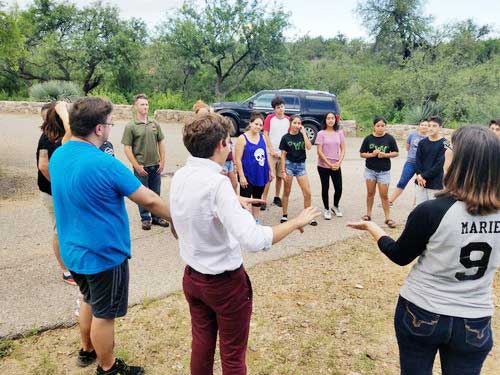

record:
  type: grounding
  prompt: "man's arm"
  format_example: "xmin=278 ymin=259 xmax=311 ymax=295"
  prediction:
xmin=157 ymin=139 xmax=166 ymax=174
xmin=128 ymin=186 xmax=176 ymax=237
xmin=124 ymin=145 xmax=148 ymax=176
xmin=55 ymin=102 xmax=72 ymax=144
xmin=38 ymin=150 xmax=50 ymax=181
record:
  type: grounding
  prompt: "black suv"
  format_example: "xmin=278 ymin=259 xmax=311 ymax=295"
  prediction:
xmin=212 ymin=89 xmax=340 ymax=142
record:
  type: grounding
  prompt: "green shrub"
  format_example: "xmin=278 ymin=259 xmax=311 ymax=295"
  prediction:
xmin=401 ymin=101 xmax=444 ymax=125
xmin=337 ymin=85 xmax=387 ymax=132
xmin=148 ymin=91 xmax=192 ymax=112
xmin=29 ymin=81 xmax=83 ymax=102
xmin=89 ymin=88 xmax=129 ymax=105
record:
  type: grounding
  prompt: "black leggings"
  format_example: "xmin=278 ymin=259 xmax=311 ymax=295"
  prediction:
xmin=317 ymin=166 xmax=342 ymax=209
xmin=240 ymin=183 xmax=265 ymax=206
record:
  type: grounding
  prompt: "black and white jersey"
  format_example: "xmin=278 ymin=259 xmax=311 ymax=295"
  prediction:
xmin=378 ymin=196 xmax=499 ymax=318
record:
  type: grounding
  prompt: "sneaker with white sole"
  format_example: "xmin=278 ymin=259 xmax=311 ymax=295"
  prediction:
xmin=323 ymin=209 xmax=332 ymax=220
xmin=331 ymin=206 xmax=343 ymax=217
xmin=280 ymin=215 xmax=288 ymax=223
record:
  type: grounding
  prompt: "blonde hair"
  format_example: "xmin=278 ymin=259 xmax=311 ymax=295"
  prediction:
xmin=192 ymin=100 xmax=213 ymax=115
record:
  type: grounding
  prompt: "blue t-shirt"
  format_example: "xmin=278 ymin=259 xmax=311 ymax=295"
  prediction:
xmin=406 ymin=131 xmax=426 ymax=162
xmin=49 ymin=141 xmax=142 ymax=274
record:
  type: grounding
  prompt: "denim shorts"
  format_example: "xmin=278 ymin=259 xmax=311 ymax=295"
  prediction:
xmin=397 ymin=161 xmax=416 ymax=189
xmin=364 ymin=167 xmax=390 ymax=184
xmin=285 ymin=160 xmax=306 ymax=177
xmin=222 ymin=160 xmax=234 ymax=173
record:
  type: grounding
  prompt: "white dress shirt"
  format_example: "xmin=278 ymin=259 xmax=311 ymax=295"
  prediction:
xmin=170 ymin=156 xmax=274 ymax=275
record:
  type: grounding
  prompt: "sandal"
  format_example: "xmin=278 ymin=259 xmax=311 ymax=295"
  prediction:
xmin=385 ymin=219 xmax=396 ymax=228
xmin=361 ymin=215 xmax=371 ymax=221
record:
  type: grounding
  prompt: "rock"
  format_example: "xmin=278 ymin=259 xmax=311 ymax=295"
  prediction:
xmin=354 ymin=284 xmax=364 ymax=289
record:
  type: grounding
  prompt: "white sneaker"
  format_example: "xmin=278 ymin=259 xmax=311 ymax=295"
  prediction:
xmin=323 ymin=209 xmax=332 ymax=220
xmin=331 ymin=206 xmax=343 ymax=217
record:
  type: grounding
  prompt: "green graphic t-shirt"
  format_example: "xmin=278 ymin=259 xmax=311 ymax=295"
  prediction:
xmin=279 ymin=132 xmax=307 ymax=163
xmin=359 ymin=133 xmax=399 ymax=171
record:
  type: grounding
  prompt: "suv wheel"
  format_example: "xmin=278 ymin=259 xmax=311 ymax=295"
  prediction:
xmin=224 ymin=116 xmax=239 ymax=137
xmin=303 ymin=123 xmax=319 ymax=143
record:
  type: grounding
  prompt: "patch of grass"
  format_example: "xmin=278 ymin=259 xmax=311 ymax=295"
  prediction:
xmin=30 ymin=352 xmax=56 ymax=375
xmin=0 ymin=340 xmax=14 ymax=359
xmin=115 ymin=348 xmax=130 ymax=362
xmin=0 ymin=233 xmax=498 ymax=374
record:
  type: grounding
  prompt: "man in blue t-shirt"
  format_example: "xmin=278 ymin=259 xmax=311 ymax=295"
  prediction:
xmin=50 ymin=97 xmax=174 ymax=375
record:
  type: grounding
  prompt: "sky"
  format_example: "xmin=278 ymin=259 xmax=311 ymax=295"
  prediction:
xmin=8 ymin=0 xmax=500 ymax=39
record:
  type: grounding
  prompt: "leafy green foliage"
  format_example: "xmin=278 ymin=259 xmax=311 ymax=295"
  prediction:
xmin=0 ymin=0 xmax=498 ymax=128
xmin=161 ymin=0 xmax=289 ymax=98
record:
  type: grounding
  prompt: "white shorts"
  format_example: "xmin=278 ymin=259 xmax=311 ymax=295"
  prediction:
xmin=40 ymin=191 xmax=57 ymax=233
xmin=415 ymin=185 xmax=439 ymax=206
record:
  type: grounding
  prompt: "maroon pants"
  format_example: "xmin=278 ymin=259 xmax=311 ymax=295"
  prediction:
xmin=183 ymin=265 xmax=253 ymax=375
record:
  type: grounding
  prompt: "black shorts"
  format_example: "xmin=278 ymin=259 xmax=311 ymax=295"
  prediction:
xmin=70 ymin=259 xmax=129 ymax=319
xmin=240 ymin=183 xmax=265 ymax=206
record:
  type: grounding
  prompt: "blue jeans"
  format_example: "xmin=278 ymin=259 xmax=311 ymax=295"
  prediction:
xmin=134 ymin=164 xmax=161 ymax=222
xmin=397 ymin=161 xmax=417 ymax=189
xmin=285 ymin=160 xmax=306 ymax=177
xmin=394 ymin=296 xmax=493 ymax=375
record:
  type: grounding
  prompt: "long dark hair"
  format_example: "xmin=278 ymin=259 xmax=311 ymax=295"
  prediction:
xmin=438 ymin=125 xmax=500 ymax=215
xmin=40 ymin=102 xmax=65 ymax=143
xmin=322 ymin=112 xmax=340 ymax=131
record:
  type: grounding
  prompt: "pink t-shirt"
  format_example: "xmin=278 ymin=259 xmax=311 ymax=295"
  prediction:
xmin=315 ymin=129 xmax=345 ymax=168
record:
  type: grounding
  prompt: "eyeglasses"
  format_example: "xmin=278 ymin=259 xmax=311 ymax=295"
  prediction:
xmin=102 ymin=122 xmax=114 ymax=127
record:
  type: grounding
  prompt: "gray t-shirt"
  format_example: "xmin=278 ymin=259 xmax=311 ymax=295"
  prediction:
xmin=406 ymin=131 xmax=426 ymax=162
xmin=378 ymin=197 xmax=500 ymax=318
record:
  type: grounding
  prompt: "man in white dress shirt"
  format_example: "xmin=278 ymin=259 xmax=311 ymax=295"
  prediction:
xmin=170 ymin=113 xmax=319 ymax=375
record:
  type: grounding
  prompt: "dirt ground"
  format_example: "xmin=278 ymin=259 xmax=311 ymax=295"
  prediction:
xmin=0 ymin=113 xmax=419 ymax=338
xmin=0 ymin=231 xmax=498 ymax=375
xmin=0 ymin=114 xmax=498 ymax=374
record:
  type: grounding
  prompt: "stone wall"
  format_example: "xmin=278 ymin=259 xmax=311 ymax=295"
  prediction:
xmin=387 ymin=124 xmax=455 ymax=140
xmin=0 ymin=100 xmax=134 ymax=120
xmin=153 ymin=109 xmax=194 ymax=124
xmin=0 ymin=101 xmax=455 ymax=139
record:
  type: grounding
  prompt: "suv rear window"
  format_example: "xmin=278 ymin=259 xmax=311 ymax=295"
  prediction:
xmin=305 ymin=96 xmax=337 ymax=112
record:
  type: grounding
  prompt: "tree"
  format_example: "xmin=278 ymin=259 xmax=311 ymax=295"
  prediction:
xmin=356 ymin=0 xmax=431 ymax=60
xmin=162 ymin=0 xmax=289 ymax=99
xmin=3 ymin=0 xmax=146 ymax=95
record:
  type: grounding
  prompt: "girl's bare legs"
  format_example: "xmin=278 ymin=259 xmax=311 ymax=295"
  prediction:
xmin=389 ymin=187 xmax=403 ymax=204
xmin=365 ymin=179 xmax=377 ymax=218
xmin=296 ymin=175 xmax=312 ymax=208
xmin=281 ymin=175 xmax=294 ymax=216
xmin=378 ymin=183 xmax=391 ymax=220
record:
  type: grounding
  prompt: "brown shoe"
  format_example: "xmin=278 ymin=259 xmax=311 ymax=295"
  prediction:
xmin=142 ymin=221 xmax=152 ymax=230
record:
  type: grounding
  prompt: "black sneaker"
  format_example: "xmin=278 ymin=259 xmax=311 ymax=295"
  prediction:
xmin=96 ymin=358 xmax=144 ymax=375
xmin=280 ymin=215 xmax=288 ymax=223
xmin=273 ymin=196 xmax=282 ymax=207
xmin=152 ymin=218 xmax=169 ymax=227
xmin=76 ymin=348 xmax=97 ymax=367
xmin=260 ymin=203 xmax=267 ymax=211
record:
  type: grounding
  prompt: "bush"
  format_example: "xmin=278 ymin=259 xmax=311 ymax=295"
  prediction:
xmin=89 ymin=88 xmax=129 ymax=105
xmin=29 ymin=81 xmax=82 ymax=102
xmin=148 ymin=91 xmax=192 ymax=113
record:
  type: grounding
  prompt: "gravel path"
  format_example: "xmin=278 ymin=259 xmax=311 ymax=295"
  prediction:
xmin=0 ymin=114 xmax=415 ymax=338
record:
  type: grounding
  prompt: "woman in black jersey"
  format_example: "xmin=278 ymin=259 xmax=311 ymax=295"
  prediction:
xmin=348 ymin=125 xmax=499 ymax=375
xmin=37 ymin=101 xmax=76 ymax=285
